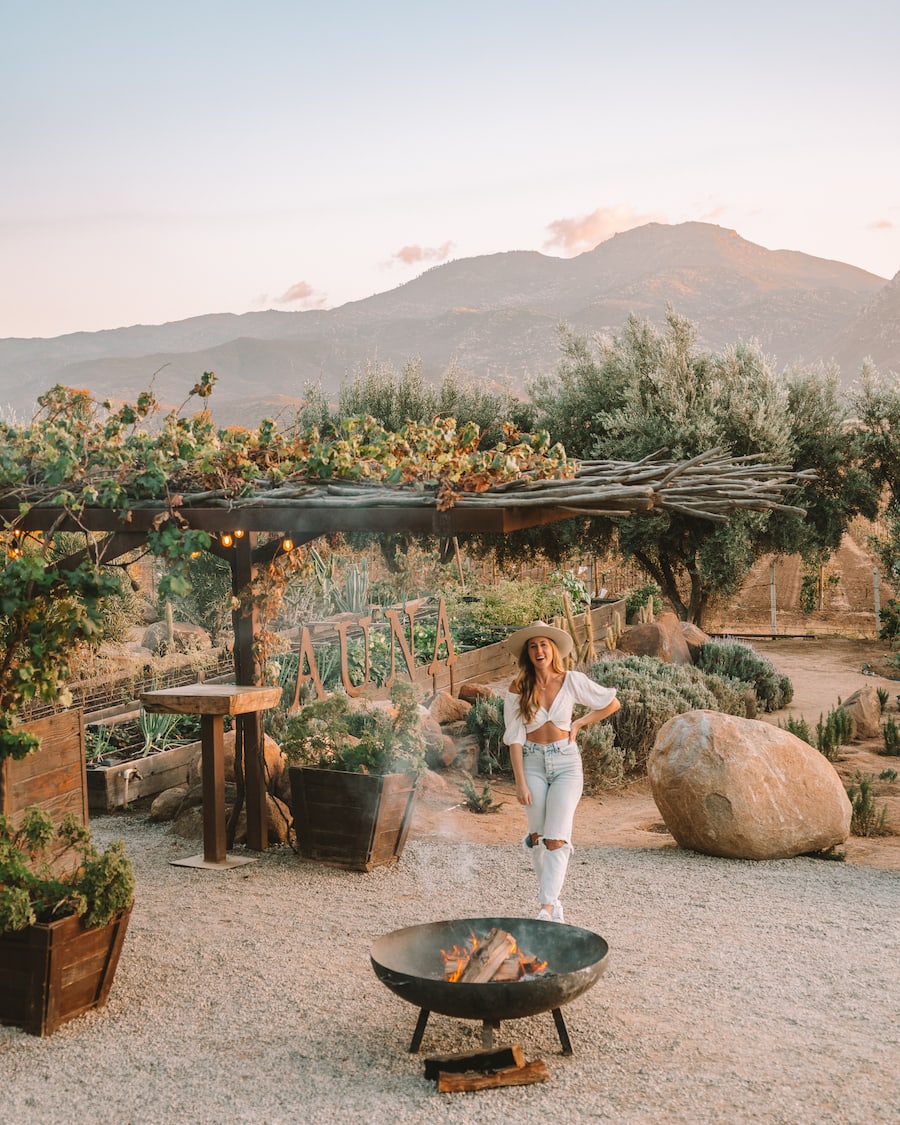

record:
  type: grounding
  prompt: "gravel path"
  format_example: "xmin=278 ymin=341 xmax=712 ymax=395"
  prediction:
xmin=2 ymin=814 xmax=898 ymax=1125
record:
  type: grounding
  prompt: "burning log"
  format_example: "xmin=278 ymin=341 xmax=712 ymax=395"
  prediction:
xmin=456 ymin=927 xmax=517 ymax=983
xmin=436 ymin=1059 xmax=551 ymax=1092
xmin=441 ymin=927 xmax=548 ymax=983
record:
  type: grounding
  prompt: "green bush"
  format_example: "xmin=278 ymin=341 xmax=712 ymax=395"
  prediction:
xmin=625 ymin=582 xmax=662 ymax=620
xmin=780 ymin=715 xmax=813 ymax=744
xmin=590 ymin=654 xmax=751 ymax=774
xmin=882 ymin=716 xmax=900 ymax=756
xmin=579 ymin=720 xmax=622 ymax=792
xmin=464 ymin=695 xmax=507 ymax=773
xmin=445 ymin=577 xmax=569 ymax=649
xmin=816 ymin=705 xmax=852 ymax=761
xmin=695 ymin=640 xmax=793 ymax=712
xmin=846 ymin=773 xmax=889 ymax=837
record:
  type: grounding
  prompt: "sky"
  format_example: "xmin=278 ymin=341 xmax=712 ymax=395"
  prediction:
xmin=2 ymin=0 xmax=899 ymax=341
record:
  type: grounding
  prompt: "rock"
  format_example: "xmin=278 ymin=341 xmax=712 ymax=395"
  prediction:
xmin=419 ymin=768 xmax=451 ymax=794
xmin=681 ymin=622 xmax=710 ymax=662
xmin=234 ymin=793 xmax=292 ymax=847
xmin=149 ymin=786 xmax=189 ymax=822
xmin=648 ymin=709 xmax=851 ymax=860
xmin=141 ymin=620 xmax=212 ymax=654
xmin=452 ymin=733 xmax=481 ymax=773
xmin=429 ymin=692 xmax=471 ymax=724
xmin=189 ymin=730 xmax=286 ymax=791
xmin=618 ymin=612 xmax=693 ymax=665
xmin=840 ymin=685 xmax=882 ymax=740
xmin=171 ymin=805 xmax=205 ymax=840
xmin=426 ymin=734 xmax=458 ymax=769
xmin=459 ymin=683 xmax=498 ymax=703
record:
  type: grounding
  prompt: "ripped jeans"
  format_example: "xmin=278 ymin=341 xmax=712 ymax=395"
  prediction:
xmin=522 ymin=738 xmax=583 ymax=905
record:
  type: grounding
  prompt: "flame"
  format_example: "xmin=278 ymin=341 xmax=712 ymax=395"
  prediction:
xmin=440 ymin=931 xmax=548 ymax=982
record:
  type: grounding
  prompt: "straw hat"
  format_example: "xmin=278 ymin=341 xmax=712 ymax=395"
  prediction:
xmin=504 ymin=620 xmax=574 ymax=661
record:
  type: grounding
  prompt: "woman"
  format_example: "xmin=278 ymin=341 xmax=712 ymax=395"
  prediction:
xmin=503 ymin=621 xmax=620 ymax=922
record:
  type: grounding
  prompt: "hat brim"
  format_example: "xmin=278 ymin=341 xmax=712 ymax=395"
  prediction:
xmin=505 ymin=621 xmax=574 ymax=661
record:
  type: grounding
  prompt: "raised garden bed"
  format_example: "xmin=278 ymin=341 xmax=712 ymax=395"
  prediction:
xmin=86 ymin=739 xmax=200 ymax=812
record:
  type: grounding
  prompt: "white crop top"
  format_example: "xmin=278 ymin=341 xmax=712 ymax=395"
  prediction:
xmin=503 ymin=669 xmax=617 ymax=747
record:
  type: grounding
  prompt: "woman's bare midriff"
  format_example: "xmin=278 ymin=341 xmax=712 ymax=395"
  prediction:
xmin=526 ymin=721 xmax=570 ymax=744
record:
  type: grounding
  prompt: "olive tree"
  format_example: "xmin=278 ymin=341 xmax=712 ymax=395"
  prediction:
xmin=529 ymin=310 xmax=876 ymax=626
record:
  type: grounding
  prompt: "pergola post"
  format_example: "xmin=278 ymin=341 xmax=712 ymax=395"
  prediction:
xmin=230 ymin=533 xmax=267 ymax=851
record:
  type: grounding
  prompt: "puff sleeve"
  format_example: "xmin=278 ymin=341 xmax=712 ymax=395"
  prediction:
xmin=503 ymin=691 xmax=527 ymax=747
xmin=567 ymin=669 xmax=617 ymax=712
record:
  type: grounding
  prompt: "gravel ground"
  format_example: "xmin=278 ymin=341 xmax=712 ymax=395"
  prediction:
xmin=1 ymin=814 xmax=898 ymax=1125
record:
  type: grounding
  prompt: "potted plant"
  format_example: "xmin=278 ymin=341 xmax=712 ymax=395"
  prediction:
xmin=0 ymin=806 xmax=135 ymax=1036
xmin=281 ymin=682 xmax=427 ymax=871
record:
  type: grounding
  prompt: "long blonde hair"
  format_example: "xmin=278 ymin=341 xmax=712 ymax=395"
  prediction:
xmin=511 ymin=639 xmax=567 ymax=725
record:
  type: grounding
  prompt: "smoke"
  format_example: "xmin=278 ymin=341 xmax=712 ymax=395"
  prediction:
xmin=544 ymin=205 xmax=665 ymax=255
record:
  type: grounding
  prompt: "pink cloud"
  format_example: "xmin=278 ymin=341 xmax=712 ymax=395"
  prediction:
xmin=868 ymin=219 xmax=894 ymax=231
xmin=390 ymin=241 xmax=454 ymax=266
xmin=275 ymin=280 xmax=327 ymax=308
xmin=544 ymin=206 xmax=665 ymax=255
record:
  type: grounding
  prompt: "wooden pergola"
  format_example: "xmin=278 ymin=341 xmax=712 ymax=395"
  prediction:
xmin=1 ymin=450 xmax=812 ymax=852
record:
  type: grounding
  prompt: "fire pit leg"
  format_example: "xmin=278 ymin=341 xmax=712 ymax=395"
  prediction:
xmin=482 ymin=1020 xmax=500 ymax=1049
xmin=552 ymin=1007 xmax=573 ymax=1055
xmin=409 ymin=1008 xmax=430 ymax=1053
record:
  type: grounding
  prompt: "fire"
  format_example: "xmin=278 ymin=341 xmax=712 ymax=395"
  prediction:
xmin=440 ymin=929 xmax=548 ymax=983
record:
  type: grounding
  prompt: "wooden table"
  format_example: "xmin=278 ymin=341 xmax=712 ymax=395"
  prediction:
xmin=140 ymin=683 xmax=282 ymax=870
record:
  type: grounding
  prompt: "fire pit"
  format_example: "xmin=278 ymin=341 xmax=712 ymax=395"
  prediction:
xmin=370 ymin=916 xmax=609 ymax=1054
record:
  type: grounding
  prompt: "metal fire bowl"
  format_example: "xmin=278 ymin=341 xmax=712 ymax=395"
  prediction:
xmin=370 ymin=916 xmax=609 ymax=1023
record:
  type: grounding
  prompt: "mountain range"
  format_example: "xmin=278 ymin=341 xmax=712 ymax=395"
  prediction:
xmin=1 ymin=221 xmax=897 ymax=427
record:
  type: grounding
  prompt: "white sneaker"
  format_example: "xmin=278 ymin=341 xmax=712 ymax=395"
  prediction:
xmin=535 ymin=907 xmax=553 ymax=922
xmin=551 ymin=901 xmax=565 ymax=923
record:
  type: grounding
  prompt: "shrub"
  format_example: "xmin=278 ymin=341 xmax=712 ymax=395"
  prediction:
xmin=464 ymin=695 xmax=507 ymax=773
xmin=816 ymin=705 xmax=852 ymax=761
xmin=579 ymin=721 xmax=622 ymax=792
xmin=780 ymin=715 xmax=813 ymax=745
xmin=446 ymin=578 xmax=562 ymax=648
xmin=589 ymin=654 xmax=750 ymax=774
xmin=695 ymin=640 xmax=793 ymax=712
xmin=625 ymin=582 xmax=662 ymax=620
xmin=882 ymin=716 xmax=900 ymax=756
xmin=846 ymin=773 xmax=889 ymax=837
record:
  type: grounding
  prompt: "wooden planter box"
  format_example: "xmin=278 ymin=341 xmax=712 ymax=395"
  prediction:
xmin=87 ymin=740 xmax=199 ymax=812
xmin=289 ymin=767 xmax=418 ymax=872
xmin=0 ymin=710 xmax=88 ymax=830
xmin=0 ymin=906 xmax=132 ymax=1036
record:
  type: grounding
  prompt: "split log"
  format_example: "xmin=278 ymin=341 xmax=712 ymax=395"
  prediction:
xmin=424 ymin=1043 xmax=524 ymax=1080
xmin=436 ymin=1059 xmax=551 ymax=1092
xmin=457 ymin=927 xmax=517 ymax=983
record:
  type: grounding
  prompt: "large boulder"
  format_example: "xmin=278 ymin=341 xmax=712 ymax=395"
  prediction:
xmin=648 ymin=710 xmax=851 ymax=859
xmin=618 ymin=612 xmax=693 ymax=665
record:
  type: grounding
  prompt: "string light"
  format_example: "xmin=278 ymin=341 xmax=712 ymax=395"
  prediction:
xmin=282 ymin=537 xmax=294 ymax=552
xmin=233 ymin=529 xmax=245 ymax=539
xmin=220 ymin=533 xmax=233 ymax=548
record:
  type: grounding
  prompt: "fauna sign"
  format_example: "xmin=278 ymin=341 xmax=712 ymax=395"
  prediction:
xmin=289 ymin=598 xmax=458 ymax=707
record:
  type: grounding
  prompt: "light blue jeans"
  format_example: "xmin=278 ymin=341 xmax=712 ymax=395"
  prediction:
xmin=522 ymin=738 xmax=583 ymax=905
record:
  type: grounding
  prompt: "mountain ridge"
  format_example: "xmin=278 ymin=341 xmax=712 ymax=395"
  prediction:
xmin=1 ymin=222 xmax=895 ymax=426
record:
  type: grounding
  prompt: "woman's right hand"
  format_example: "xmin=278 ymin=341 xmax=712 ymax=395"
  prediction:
xmin=516 ymin=781 xmax=532 ymax=806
